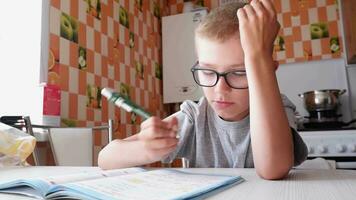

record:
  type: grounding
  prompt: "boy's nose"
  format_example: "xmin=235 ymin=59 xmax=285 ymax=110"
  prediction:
xmin=214 ymin=77 xmax=231 ymax=92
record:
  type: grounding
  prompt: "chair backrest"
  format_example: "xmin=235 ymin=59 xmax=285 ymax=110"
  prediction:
xmin=48 ymin=119 xmax=113 ymax=166
xmin=48 ymin=127 xmax=93 ymax=166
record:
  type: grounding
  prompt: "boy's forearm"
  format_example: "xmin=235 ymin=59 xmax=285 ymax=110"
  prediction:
xmin=246 ymin=55 xmax=294 ymax=179
xmin=98 ymin=139 xmax=151 ymax=170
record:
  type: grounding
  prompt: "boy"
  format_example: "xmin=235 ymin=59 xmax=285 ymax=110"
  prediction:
xmin=98 ymin=0 xmax=308 ymax=180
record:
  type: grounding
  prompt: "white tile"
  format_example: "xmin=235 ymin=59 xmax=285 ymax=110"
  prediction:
xmin=286 ymin=58 xmax=296 ymax=63
xmin=301 ymin=25 xmax=311 ymax=41
xmin=136 ymin=88 xmax=141 ymax=104
xmin=291 ymin=15 xmax=301 ymax=27
xmin=60 ymin=0 xmax=70 ymax=15
xmin=86 ymin=27 xmax=94 ymax=50
xmin=283 ymin=27 xmax=292 ymax=36
xmin=119 ymin=25 xmax=125 ymax=45
xmin=50 ymin=7 xmax=60 ymax=35
xmin=147 ymin=48 xmax=152 ymax=59
xmin=170 ymin=6 xmax=177 ymax=16
xmin=138 ymin=11 xmax=143 ymax=21
xmin=78 ymin=95 xmax=87 ymax=120
xmin=308 ymin=8 xmax=318 ymax=24
xmin=120 ymin=109 xmax=126 ymax=124
xmin=60 ymin=91 xmax=69 ymax=118
xmin=87 ymin=72 xmax=95 ymax=86
xmin=148 ymin=75 xmax=153 ymax=92
xmin=154 ymin=48 xmax=158 ymax=61
xmin=281 ymin=0 xmax=290 ymax=12
xmin=101 ymin=35 xmax=108 ymax=57
xmin=94 ymin=109 xmax=101 ymax=121
xmin=327 ymin=5 xmax=337 ymax=21
xmin=134 ymin=51 xmax=139 ymax=60
xmin=125 ymin=46 xmax=131 ymax=66
xmin=129 ymin=0 xmax=134 ymax=14
xmin=114 ymin=81 xmax=120 ymax=92
xmin=144 ymin=91 xmax=149 ymax=108
xmin=101 ymin=77 xmax=108 ymax=88
xmin=113 ymin=1 xmax=119 ymax=22
xmin=293 ymin=42 xmax=303 ymax=58
xmin=69 ymin=67 xmax=79 ymax=93
xmin=276 ymin=50 xmax=286 ymax=61
xmin=94 ymin=52 xmax=102 ymax=76
xmin=134 ymin=17 xmax=139 ymax=35
xmin=60 ymin=38 xmax=70 ymax=65
xmin=146 ymin=10 xmax=152 ymax=28
xmin=322 ymin=54 xmax=332 ymax=59
xmin=316 ymin=0 xmax=326 ymax=7
xmin=86 ymin=121 xmax=94 ymax=127
xmin=139 ymin=37 xmax=144 ymax=55
xmin=94 ymin=18 xmax=101 ymax=32
xmin=143 ymin=24 xmax=147 ymax=40
xmin=120 ymin=63 xmax=126 ymax=83
xmin=155 ymin=79 xmax=159 ymax=94
xmin=107 ymin=17 xmax=114 ymax=38
xmin=108 ymin=64 xmax=114 ymax=80
xmin=311 ymin=39 xmax=321 ymax=56
xmin=140 ymin=79 xmax=144 ymax=90
xmin=130 ymin=68 xmax=136 ymax=86
xmin=153 ymin=17 xmax=158 ymax=33
xmin=78 ymin=0 xmax=87 ymax=24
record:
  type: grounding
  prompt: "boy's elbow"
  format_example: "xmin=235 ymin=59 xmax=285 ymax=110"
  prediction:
xmin=97 ymin=149 xmax=110 ymax=170
xmin=256 ymin=164 xmax=292 ymax=180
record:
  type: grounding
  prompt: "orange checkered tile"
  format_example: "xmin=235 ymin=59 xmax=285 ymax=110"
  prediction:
xmin=47 ymin=0 xmax=169 ymax=166
xmin=168 ymin=0 xmax=343 ymax=64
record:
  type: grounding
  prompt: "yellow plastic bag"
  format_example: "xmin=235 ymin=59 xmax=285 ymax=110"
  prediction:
xmin=0 ymin=122 xmax=36 ymax=167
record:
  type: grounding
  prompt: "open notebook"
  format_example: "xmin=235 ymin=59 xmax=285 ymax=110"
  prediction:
xmin=0 ymin=167 xmax=244 ymax=200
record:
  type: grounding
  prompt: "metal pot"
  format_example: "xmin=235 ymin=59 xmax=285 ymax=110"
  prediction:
xmin=298 ymin=89 xmax=346 ymax=112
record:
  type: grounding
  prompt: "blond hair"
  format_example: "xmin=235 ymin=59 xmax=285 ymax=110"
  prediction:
xmin=195 ymin=1 xmax=247 ymax=42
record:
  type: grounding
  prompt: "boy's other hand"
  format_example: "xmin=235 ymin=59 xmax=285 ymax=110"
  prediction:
xmin=237 ymin=0 xmax=280 ymax=59
xmin=137 ymin=116 xmax=179 ymax=162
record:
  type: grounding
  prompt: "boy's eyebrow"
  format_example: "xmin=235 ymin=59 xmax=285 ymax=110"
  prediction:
xmin=198 ymin=62 xmax=245 ymax=69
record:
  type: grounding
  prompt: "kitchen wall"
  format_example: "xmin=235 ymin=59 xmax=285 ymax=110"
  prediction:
xmin=40 ymin=0 xmax=353 ymax=165
xmin=44 ymin=0 xmax=169 ymax=166
xmin=168 ymin=0 xmax=343 ymax=63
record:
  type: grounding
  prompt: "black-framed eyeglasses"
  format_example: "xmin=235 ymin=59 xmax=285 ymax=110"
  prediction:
xmin=191 ymin=62 xmax=248 ymax=89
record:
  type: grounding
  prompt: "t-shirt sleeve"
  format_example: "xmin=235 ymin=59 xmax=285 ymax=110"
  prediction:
xmin=161 ymin=101 xmax=197 ymax=164
xmin=282 ymin=94 xmax=308 ymax=166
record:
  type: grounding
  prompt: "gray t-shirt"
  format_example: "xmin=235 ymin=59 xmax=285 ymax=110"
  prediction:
xmin=163 ymin=95 xmax=308 ymax=168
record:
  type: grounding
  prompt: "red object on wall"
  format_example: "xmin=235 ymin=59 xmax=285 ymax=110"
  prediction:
xmin=43 ymin=84 xmax=61 ymax=116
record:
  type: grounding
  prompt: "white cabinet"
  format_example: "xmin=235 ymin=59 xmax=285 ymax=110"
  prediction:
xmin=162 ymin=10 xmax=207 ymax=103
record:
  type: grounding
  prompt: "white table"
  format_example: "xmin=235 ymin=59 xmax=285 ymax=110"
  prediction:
xmin=1 ymin=167 xmax=356 ymax=200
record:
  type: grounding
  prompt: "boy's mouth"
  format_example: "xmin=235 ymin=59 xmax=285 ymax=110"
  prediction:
xmin=213 ymin=100 xmax=235 ymax=109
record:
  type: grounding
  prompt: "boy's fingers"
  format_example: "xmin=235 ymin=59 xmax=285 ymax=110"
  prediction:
xmin=237 ymin=8 xmax=247 ymax=21
xmin=243 ymin=4 xmax=256 ymax=19
xmin=139 ymin=127 xmax=177 ymax=140
xmin=140 ymin=116 xmax=172 ymax=131
xmin=252 ymin=1 xmax=267 ymax=17
xmin=260 ymin=0 xmax=277 ymax=17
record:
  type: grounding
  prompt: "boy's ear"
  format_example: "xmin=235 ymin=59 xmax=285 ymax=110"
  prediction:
xmin=274 ymin=60 xmax=279 ymax=71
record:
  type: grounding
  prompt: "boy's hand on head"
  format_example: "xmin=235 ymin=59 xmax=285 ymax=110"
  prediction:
xmin=237 ymin=0 xmax=280 ymax=60
xmin=137 ymin=116 xmax=178 ymax=162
